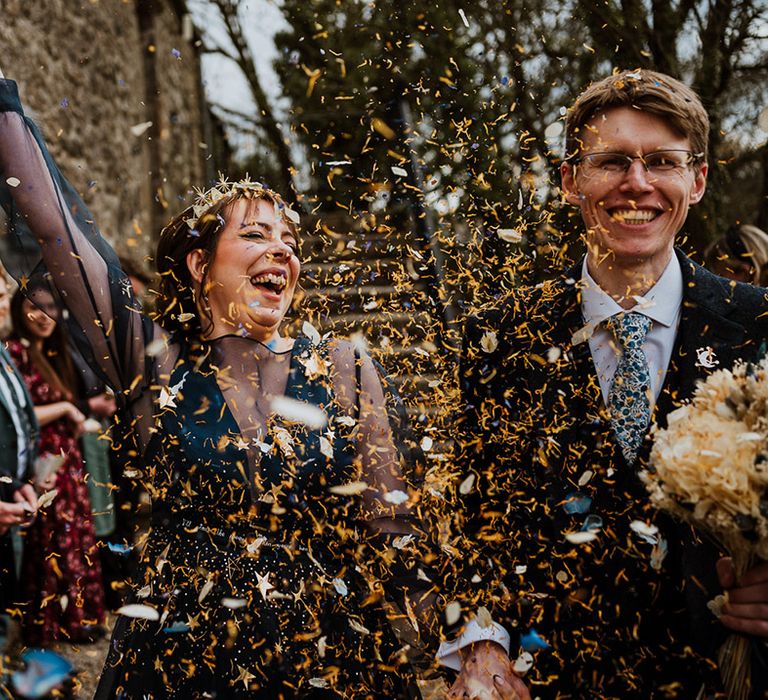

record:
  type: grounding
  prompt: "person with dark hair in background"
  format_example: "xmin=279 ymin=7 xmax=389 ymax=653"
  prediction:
xmin=0 ymin=269 xmax=38 ymax=638
xmin=7 ymin=283 xmax=106 ymax=646
xmin=704 ymin=224 xmax=768 ymax=287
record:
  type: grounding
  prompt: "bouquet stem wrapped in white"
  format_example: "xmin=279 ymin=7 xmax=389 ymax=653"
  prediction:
xmin=642 ymin=357 xmax=768 ymax=700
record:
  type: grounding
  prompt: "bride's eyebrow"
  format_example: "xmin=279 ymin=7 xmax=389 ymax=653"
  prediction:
xmin=239 ymin=220 xmax=271 ymax=230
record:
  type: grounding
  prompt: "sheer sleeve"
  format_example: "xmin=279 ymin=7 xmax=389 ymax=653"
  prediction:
xmin=0 ymin=79 xmax=159 ymax=448
xmin=326 ymin=340 xmax=442 ymax=655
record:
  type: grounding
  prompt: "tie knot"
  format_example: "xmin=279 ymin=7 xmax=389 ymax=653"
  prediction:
xmin=608 ymin=312 xmax=652 ymax=350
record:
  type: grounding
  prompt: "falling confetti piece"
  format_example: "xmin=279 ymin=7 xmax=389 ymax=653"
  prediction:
xmin=458 ymin=8 xmax=470 ymax=27
xmin=6 ymin=176 xmax=20 ymax=188
xmin=459 ymin=473 xmax=475 ymax=495
xmin=302 ymin=320 xmax=322 ymax=344
xmin=310 ymin=678 xmax=329 ymax=688
xmin=562 ymin=493 xmax=592 ymax=515
xmin=349 ymin=618 xmax=370 ymax=634
xmin=420 ymin=436 xmax=434 ymax=451
xmin=520 ymin=629 xmax=550 ymax=651
xmin=565 ymin=530 xmax=597 ymax=544
xmin=329 ymin=480 xmax=368 ymax=495
xmin=544 ymin=121 xmax=563 ymax=139
xmin=129 ymin=121 xmax=153 ymax=137
xmin=116 ymin=604 xmax=160 ymax=620
xmin=391 ymin=166 xmax=408 ymax=177
xmin=284 ymin=207 xmax=300 ymax=224
xmin=513 ymin=651 xmax=534 ymax=675
xmin=145 ymin=338 xmax=167 ymax=357
xmin=37 ymin=489 xmax=58 ymax=509
xmin=445 ymin=601 xmax=462 ymax=626
xmin=759 ymin=106 xmax=768 ymax=133
xmin=270 ymin=395 xmax=328 ymax=429
xmin=383 ymin=489 xmax=409 ymax=505
xmin=497 ymin=228 xmax=522 ymax=243
xmin=11 ymin=649 xmax=73 ymax=698
xmin=480 ymin=331 xmax=498 ymax=353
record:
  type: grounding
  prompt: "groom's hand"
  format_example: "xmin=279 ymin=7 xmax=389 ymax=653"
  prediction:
xmin=446 ymin=640 xmax=531 ymax=700
xmin=717 ymin=556 xmax=768 ymax=637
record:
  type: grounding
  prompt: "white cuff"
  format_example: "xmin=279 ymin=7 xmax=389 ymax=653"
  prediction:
xmin=436 ymin=619 xmax=511 ymax=671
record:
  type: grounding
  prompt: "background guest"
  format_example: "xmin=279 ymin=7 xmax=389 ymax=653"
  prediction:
xmin=703 ymin=223 xmax=768 ymax=286
xmin=0 ymin=268 xmax=38 ymax=645
xmin=8 ymin=282 xmax=105 ymax=646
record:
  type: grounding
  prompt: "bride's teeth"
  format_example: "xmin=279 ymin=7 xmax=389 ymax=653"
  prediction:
xmin=250 ymin=273 xmax=287 ymax=289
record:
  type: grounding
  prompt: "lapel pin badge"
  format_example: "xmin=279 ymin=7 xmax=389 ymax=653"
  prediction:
xmin=695 ymin=346 xmax=719 ymax=369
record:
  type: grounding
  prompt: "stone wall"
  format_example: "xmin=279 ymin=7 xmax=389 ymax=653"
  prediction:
xmin=0 ymin=0 xmax=214 ymax=267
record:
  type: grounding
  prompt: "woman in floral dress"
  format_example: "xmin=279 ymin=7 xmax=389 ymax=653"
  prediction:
xmin=7 ymin=284 xmax=106 ymax=646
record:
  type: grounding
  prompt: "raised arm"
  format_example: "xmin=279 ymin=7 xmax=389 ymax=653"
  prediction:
xmin=0 ymin=75 xmax=157 ymax=445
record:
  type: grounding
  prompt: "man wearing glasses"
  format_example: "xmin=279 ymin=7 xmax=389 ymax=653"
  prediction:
xmin=445 ymin=70 xmax=768 ymax=698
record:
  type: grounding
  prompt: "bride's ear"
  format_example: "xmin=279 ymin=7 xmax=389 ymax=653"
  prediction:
xmin=186 ymin=249 xmax=208 ymax=284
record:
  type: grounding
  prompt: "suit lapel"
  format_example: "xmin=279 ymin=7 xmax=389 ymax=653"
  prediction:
xmin=654 ymin=251 xmax=749 ymax=430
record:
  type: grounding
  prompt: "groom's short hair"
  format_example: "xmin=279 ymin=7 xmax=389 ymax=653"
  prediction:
xmin=564 ymin=69 xmax=709 ymax=162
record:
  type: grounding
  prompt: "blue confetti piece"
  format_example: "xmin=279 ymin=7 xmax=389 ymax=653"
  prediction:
xmin=12 ymin=648 xmax=73 ymax=698
xmin=189 ymin=229 xmax=200 ymax=237
xmin=163 ymin=621 xmax=190 ymax=634
xmin=107 ymin=542 xmax=134 ymax=556
xmin=520 ymin=629 xmax=550 ymax=651
xmin=562 ymin=492 xmax=592 ymax=515
xmin=60 ymin=98 xmax=69 ymax=108
xmin=171 ymin=48 xmax=182 ymax=59
xmin=501 ymin=76 xmax=509 ymax=86
xmin=581 ymin=514 xmax=603 ymax=532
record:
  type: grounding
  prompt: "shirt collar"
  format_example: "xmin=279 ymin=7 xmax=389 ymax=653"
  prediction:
xmin=580 ymin=254 xmax=683 ymax=329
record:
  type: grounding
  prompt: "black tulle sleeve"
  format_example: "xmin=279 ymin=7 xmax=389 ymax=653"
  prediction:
xmin=0 ymin=78 xmax=162 ymax=450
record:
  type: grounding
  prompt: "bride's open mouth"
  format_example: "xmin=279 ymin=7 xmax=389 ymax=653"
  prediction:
xmin=249 ymin=271 xmax=288 ymax=297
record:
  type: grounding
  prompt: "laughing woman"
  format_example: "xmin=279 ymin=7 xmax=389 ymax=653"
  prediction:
xmin=0 ymin=72 xmax=438 ymax=697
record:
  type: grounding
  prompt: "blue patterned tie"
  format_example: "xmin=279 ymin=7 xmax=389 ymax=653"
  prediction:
xmin=607 ymin=312 xmax=653 ymax=463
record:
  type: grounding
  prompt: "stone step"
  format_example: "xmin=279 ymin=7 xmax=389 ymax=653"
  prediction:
xmin=301 ymin=231 xmax=424 ymax=260
xmin=311 ymin=310 xmax=436 ymax=340
xmin=297 ymin=283 xmax=430 ymax=316
xmin=301 ymin=258 xmax=431 ymax=288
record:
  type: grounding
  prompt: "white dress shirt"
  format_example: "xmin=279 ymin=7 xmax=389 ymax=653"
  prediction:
xmin=581 ymin=254 xmax=683 ymax=405
xmin=437 ymin=254 xmax=684 ymax=670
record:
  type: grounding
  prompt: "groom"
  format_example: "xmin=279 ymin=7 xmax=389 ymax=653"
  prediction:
xmin=444 ymin=70 xmax=768 ymax=698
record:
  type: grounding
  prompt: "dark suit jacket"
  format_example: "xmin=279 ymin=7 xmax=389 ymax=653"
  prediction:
xmin=0 ymin=341 xmax=37 ymax=607
xmin=455 ymin=250 xmax=768 ymax=699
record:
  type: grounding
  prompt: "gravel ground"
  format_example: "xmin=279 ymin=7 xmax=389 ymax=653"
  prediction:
xmin=54 ymin=623 xmax=111 ymax=698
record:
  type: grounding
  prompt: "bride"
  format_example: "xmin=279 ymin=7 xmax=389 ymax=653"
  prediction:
xmin=0 ymin=67 xmax=442 ymax=698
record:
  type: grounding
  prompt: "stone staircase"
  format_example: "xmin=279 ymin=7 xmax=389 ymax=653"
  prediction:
xmin=291 ymin=209 xmax=457 ymax=466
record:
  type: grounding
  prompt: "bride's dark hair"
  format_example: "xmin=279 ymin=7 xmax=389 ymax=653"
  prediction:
xmin=154 ymin=184 xmax=299 ymax=339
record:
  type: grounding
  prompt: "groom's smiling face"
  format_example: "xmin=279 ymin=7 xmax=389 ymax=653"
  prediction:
xmin=561 ymin=106 xmax=708 ymax=270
